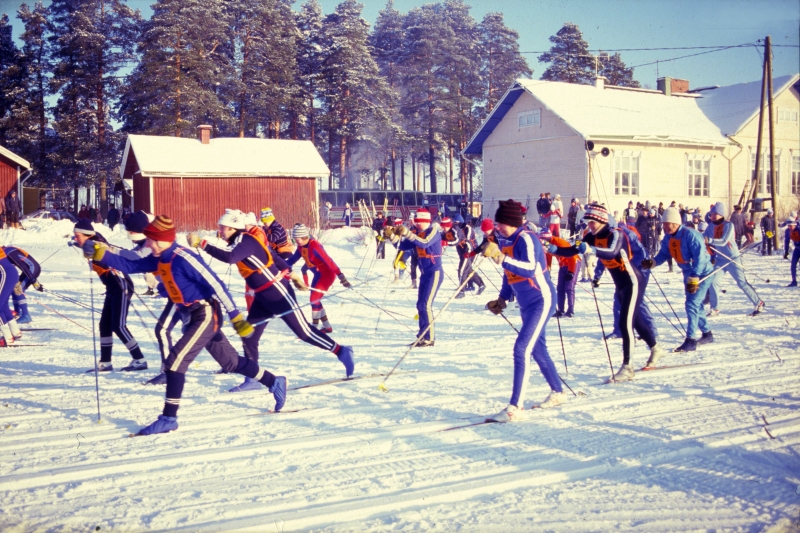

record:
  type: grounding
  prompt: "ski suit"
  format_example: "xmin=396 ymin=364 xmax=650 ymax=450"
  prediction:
xmin=399 ymin=225 xmax=443 ymax=342
xmin=498 ymin=228 xmax=561 ymax=407
xmin=547 ymin=204 xmax=562 ymax=237
xmin=3 ymin=246 xmax=40 ymax=320
xmin=0 ymin=250 xmax=19 ymax=331
xmin=96 ymin=243 xmax=278 ymax=418
xmin=789 ymin=225 xmax=800 ymax=285
xmin=372 ymin=217 xmax=387 ymax=259
xmin=287 ymin=237 xmax=342 ymax=328
xmin=265 ymin=219 xmax=294 ymax=261
xmin=703 ymin=218 xmax=761 ymax=309
xmin=652 ymin=225 xmax=714 ymax=340
xmin=545 ymin=237 xmax=580 ymax=315
xmin=455 ymin=224 xmax=484 ymax=293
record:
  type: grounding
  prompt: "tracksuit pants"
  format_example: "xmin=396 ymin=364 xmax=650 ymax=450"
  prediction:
xmin=612 ymin=267 xmax=657 ymax=366
xmin=611 ymin=271 xmax=656 ymax=340
xmin=791 ymin=246 xmax=800 ymax=284
xmin=243 ymin=279 xmax=341 ymax=362
xmin=162 ymin=299 xmax=277 ymax=418
xmin=556 ymin=261 xmax=580 ymax=314
xmin=409 ymin=254 xmax=419 ymax=283
xmin=683 ymin=274 xmax=713 ymax=340
xmin=0 ymin=262 xmax=17 ymax=326
xmin=99 ymin=281 xmax=143 ymax=363
xmin=156 ymin=301 xmax=182 ymax=370
xmin=416 ymin=269 xmax=443 ymax=342
xmin=708 ymin=256 xmax=760 ymax=309
xmin=510 ymin=281 xmax=561 ymax=407
xmin=457 ymin=254 xmax=483 ymax=292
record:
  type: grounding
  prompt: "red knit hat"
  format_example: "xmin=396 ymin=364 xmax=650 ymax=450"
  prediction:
xmin=440 ymin=217 xmax=452 ymax=229
xmin=143 ymin=215 xmax=176 ymax=242
xmin=480 ymin=218 xmax=494 ymax=233
xmin=414 ymin=209 xmax=431 ymax=222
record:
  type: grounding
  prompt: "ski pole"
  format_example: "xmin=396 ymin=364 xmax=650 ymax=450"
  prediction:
xmin=41 ymin=287 xmax=100 ymax=313
xmin=590 ymin=283 xmax=616 ymax=384
xmin=555 ymin=313 xmax=568 ymax=375
xmin=700 ymin=247 xmax=771 ymax=284
xmin=374 ymin=275 xmax=394 ymax=333
xmin=33 ymin=299 xmax=91 ymax=332
xmin=133 ymin=291 xmax=160 ymax=320
xmin=644 ymin=293 xmax=683 ymax=335
xmin=649 ymin=272 xmax=686 ymax=336
xmin=353 ymin=233 xmax=374 ymax=279
xmin=498 ymin=311 xmax=518 ymax=333
xmin=575 ymin=281 xmax=613 ymax=311
xmin=306 ymin=283 xmax=415 ymax=329
xmin=38 ymin=248 xmax=62 ymax=266
xmin=380 ymin=256 xmax=487 ymax=391
xmin=87 ymin=261 xmax=102 ymax=423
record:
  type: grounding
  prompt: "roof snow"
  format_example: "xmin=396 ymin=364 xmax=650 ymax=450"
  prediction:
xmin=695 ymin=74 xmax=799 ymax=136
xmin=0 ymin=144 xmax=31 ymax=169
xmin=121 ymin=135 xmax=329 ymax=179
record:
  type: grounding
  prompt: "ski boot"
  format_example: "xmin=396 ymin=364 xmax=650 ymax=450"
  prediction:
xmin=121 ymin=359 xmax=148 ymax=371
xmin=788 ymin=281 xmax=798 ymax=287
xmin=410 ymin=339 xmax=434 ymax=348
xmin=228 ymin=377 xmax=263 ymax=392
xmin=674 ymin=337 xmax=698 ymax=353
xmin=706 ymin=309 xmax=719 ymax=317
xmin=697 ymin=331 xmax=714 ymax=345
xmin=750 ymin=301 xmax=765 ymax=316
xmin=455 ymin=291 xmax=465 ymax=299
xmin=608 ymin=364 xmax=634 ymax=383
xmin=143 ymin=288 xmax=155 ymax=296
xmin=87 ymin=362 xmax=113 ymax=372
xmin=16 ymin=311 xmax=32 ymax=324
xmin=144 ymin=372 xmax=167 ymax=385
xmin=554 ymin=310 xmax=564 ymax=318
xmin=269 ymin=376 xmax=288 ymax=412
xmin=604 ymin=331 xmax=621 ymax=340
xmin=489 ymin=404 xmax=524 ymax=422
xmin=537 ymin=391 xmax=566 ymax=409
xmin=337 ymin=345 xmax=355 ymax=378
xmin=137 ymin=415 xmax=178 ymax=436
xmin=476 ymin=285 xmax=486 ymax=296
xmin=644 ymin=344 xmax=665 ymax=368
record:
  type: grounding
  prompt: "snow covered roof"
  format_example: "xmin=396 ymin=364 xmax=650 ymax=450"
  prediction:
xmin=695 ymin=74 xmax=799 ymax=136
xmin=120 ymin=135 xmax=329 ymax=179
xmin=464 ymin=78 xmax=731 ymax=155
xmin=0 ymin=144 xmax=31 ymax=169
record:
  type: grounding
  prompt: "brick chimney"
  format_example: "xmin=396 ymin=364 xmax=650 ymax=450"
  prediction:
xmin=197 ymin=124 xmax=212 ymax=144
xmin=657 ymin=77 xmax=689 ymax=96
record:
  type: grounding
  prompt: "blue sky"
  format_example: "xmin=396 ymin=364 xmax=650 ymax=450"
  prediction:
xmin=1 ymin=0 xmax=798 ymax=88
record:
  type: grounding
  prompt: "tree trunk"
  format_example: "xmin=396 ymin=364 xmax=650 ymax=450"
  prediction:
xmin=400 ymin=155 xmax=405 ymax=191
xmin=174 ymin=32 xmax=182 ymax=137
xmin=448 ymin=140 xmax=454 ymax=194
xmin=309 ymin=83 xmax=315 ymax=144
xmin=391 ymin=148 xmax=396 ymax=190
xmin=411 ymin=153 xmax=416 ymax=192
xmin=328 ymin=130 xmax=334 ymax=189
xmin=238 ymin=30 xmax=249 ymax=138
xmin=339 ymin=135 xmax=347 ymax=190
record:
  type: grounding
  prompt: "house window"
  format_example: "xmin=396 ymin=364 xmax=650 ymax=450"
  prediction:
xmin=518 ymin=109 xmax=540 ymax=128
xmin=778 ymin=107 xmax=798 ymax=123
xmin=687 ymin=156 xmax=710 ymax=197
xmin=750 ymin=150 xmax=781 ymax=195
xmin=792 ymin=153 xmax=800 ymax=195
xmin=614 ymin=154 xmax=639 ymax=196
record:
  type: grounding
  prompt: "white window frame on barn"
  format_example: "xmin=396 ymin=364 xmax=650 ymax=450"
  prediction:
xmin=517 ymin=109 xmax=541 ymax=129
xmin=792 ymin=152 xmax=800 ymax=195
xmin=778 ymin=107 xmax=799 ymax=123
xmin=613 ymin=151 xmax=640 ymax=196
xmin=750 ymin=149 xmax=781 ymax=195
xmin=686 ymin=154 xmax=711 ymax=197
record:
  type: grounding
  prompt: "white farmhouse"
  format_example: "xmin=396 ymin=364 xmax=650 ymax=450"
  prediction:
xmin=464 ymin=75 xmax=800 ymax=218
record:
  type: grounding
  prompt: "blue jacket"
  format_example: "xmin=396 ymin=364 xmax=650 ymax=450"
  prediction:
xmin=399 ymin=225 xmax=442 ymax=275
xmin=703 ymin=219 xmax=738 ymax=260
xmin=97 ymin=242 xmax=241 ymax=319
xmin=590 ymin=225 xmax=648 ymax=280
xmin=497 ymin=228 xmax=552 ymax=303
xmin=654 ymin=225 xmax=713 ymax=278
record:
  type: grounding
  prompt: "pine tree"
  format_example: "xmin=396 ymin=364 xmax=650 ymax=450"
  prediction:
xmin=296 ymin=0 xmax=325 ymax=146
xmin=538 ymin=22 xmax=595 ymax=85
xmin=117 ymin=0 xmax=233 ymax=137
xmin=0 ymin=13 xmax=23 ymax=147
xmin=598 ymin=51 xmax=640 ymax=88
xmin=478 ymin=12 xmax=531 ymax=113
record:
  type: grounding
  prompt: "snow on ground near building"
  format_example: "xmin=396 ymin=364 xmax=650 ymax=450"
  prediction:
xmin=1 ymin=222 xmax=799 ymax=532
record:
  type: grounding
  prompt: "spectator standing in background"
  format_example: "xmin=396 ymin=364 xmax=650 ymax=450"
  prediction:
xmin=5 ymin=191 xmax=21 ymax=229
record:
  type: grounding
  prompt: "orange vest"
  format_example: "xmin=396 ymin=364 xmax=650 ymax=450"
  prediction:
xmin=157 ymin=256 xmax=189 ymax=305
xmin=595 ymin=229 xmax=631 ymax=271
xmin=668 ymin=235 xmax=688 ymax=264
xmin=236 ymin=235 xmax=274 ymax=279
xmin=300 ymin=245 xmax=314 ymax=268
xmin=0 ymin=248 xmax=6 ymax=260
xmin=705 ymin=223 xmax=726 ymax=255
xmin=502 ymin=231 xmax=538 ymax=288
xmin=791 ymin=227 xmax=800 ymax=243
xmin=249 ymin=226 xmax=268 ymax=246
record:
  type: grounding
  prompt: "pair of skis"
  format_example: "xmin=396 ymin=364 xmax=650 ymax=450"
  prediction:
xmin=2 ymin=328 xmax=54 ymax=348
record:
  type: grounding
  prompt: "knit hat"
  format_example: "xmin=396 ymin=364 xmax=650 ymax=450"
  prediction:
xmin=661 ymin=207 xmax=681 ymax=225
xmin=414 ymin=209 xmax=431 ymax=223
xmin=649 ymin=208 xmax=657 ymax=216
xmin=582 ymin=203 xmax=609 ymax=225
xmin=494 ymin=199 xmax=523 ymax=227
xmin=260 ymin=207 xmax=274 ymax=223
xmin=710 ymin=202 xmax=727 ymax=217
xmin=767 ymin=208 xmax=773 ymax=215
xmin=124 ymin=211 xmax=153 ymax=240
xmin=143 ymin=215 xmax=176 ymax=242
xmin=393 ymin=217 xmax=403 ymax=226
xmin=480 ymin=218 xmax=494 ymax=233
xmin=243 ymin=212 xmax=258 ymax=227
xmin=453 ymin=213 xmax=464 ymax=224
xmin=73 ymin=219 xmax=96 ymax=236
xmin=291 ymin=223 xmax=310 ymax=239
xmin=440 ymin=217 xmax=452 ymax=229
xmin=218 ymin=208 xmax=245 ymax=230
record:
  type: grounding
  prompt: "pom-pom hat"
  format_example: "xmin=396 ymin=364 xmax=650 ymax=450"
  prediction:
xmin=582 ymin=203 xmax=609 ymax=224
xmin=143 ymin=215 xmax=176 ymax=242
xmin=218 ymin=208 xmax=245 ymax=230
xmin=291 ymin=223 xmax=310 ymax=239
xmin=413 ymin=209 xmax=431 ymax=223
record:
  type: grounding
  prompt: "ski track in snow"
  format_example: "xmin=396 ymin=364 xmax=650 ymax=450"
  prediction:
xmin=1 ymin=221 xmax=799 ymax=532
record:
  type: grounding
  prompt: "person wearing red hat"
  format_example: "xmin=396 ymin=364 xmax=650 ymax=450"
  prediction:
xmin=538 ymin=229 xmax=580 ymax=317
xmin=388 ymin=217 xmax=411 ymax=282
xmin=480 ymin=200 xmax=563 ymax=421
xmin=385 ymin=208 xmax=443 ymax=347
xmin=84 ymin=215 xmax=287 ymax=436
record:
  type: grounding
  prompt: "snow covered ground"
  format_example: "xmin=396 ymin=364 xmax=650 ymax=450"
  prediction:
xmin=1 ymin=222 xmax=799 ymax=532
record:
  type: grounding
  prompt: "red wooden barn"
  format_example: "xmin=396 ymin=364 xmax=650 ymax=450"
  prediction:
xmin=120 ymin=126 xmax=328 ymax=231
xmin=0 ymin=144 xmax=31 ymax=200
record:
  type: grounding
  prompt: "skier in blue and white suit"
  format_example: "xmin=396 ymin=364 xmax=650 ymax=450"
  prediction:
xmin=385 ymin=208 xmax=443 ymax=347
xmin=480 ymin=199 xmax=563 ymax=422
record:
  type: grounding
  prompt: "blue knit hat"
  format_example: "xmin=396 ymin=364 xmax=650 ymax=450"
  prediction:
xmin=710 ymin=202 xmax=727 ymax=217
xmin=125 ymin=211 xmax=151 ymax=234
xmin=73 ymin=219 xmax=96 ymax=236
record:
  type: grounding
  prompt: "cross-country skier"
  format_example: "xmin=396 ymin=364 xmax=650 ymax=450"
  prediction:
xmin=385 ymin=208 xmax=443 ymax=347
xmin=781 ymin=212 xmax=797 ymax=259
xmin=372 ymin=212 xmax=387 ymax=259
xmin=538 ymin=230 xmax=579 ymax=317
xmin=480 ymin=199 xmax=564 ymax=420
xmin=287 ymin=223 xmax=350 ymax=332
xmin=3 ymin=246 xmax=42 ymax=326
xmin=703 ymin=202 xmax=765 ymax=316
xmin=188 ymin=210 xmax=354 ymax=392
xmin=641 ymin=207 xmax=714 ymax=353
xmin=122 ymin=210 xmax=158 ymax=296
xmin=554 ymin=204 xmax=661 ymax=379
xmin=389 ymin=217 xmax=411 ymax=282
xmin=0 ymin=248 xmax=23 ymax=346
xmin=453 ymin=214 xmax=485 ymax=298
xmin=787 ymin=218 xmax=799 ymax=287
xmin=84 ymin=215 xmax=287 ymax=435
xmin=260 ymin=207 xmax=295 ymax=261
xmin=72 ymin=219 xmax=148 ymax=372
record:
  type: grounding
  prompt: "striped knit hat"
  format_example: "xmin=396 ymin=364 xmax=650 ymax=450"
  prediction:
xmin=73 ymin=219 xmax=96 ymax=236
xmin=414 ymin=209 xmax=431 ymax=223
xmin=291 ymin=223 xmax=310 ymax=239
xmin=143 ymin=215 xmax=176 ymax=242
xmin=582 ymin=203 xmax=609 ymax=224
xmin=260 ymin=207 xmax=274 ymax=223
xmin=440 ymin=217 xmax=452 ymax=229
xmin=393 ymin=217 xmax=403 ymax=226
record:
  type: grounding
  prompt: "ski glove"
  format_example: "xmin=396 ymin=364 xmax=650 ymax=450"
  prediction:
xmin=486 ymin=298 xmax=507 ymax=315
xmin=32 ymin=281 xmax=43 ymax=292
xmin=481 ymin=242 xmax=505 ymax=265
xmin=685 ymin=276 xmax=700 ymax=294
xmin=82 ymin=240 xmax=108 ymax=261
xmin=382 ymin=227 xmax=395 ymax=240
xmin=394 ymin=225 xmax=411 ymax=238
xmin=186 ymin=233 xmax=202 ymax=248
xmin=576 ymin=241 xmax=588 ymax=254
xmin=547 ymin=244 xmax=558 ymax=254
xmin=564 ymin=271 xmax=574 ymax=281
xmin=231 ymin=313 xmax=255 ymax=338
xmin=338 ymin=273 xmax=352 ymax=288
xmin=13 ymin=282 xmax=23 ymax=296
xmin=289 ymin=271 xmax=309 ymax=291
xmin=640 ymin=259 xmax=654 ymax=270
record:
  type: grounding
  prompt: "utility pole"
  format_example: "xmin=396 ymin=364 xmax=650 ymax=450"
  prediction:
xmin=765 ymin=36 xmax=780 ymax=250
xmin=748 ymin=41 xmax=768 ymax=223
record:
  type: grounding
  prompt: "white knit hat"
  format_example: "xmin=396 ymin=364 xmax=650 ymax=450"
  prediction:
xmin=218 ymin=208 xmax=245 ymax=230
xmin=291 ymin=223 xmax=310 ymax=239
xmin=414 ymin=209 xmax=431 ymax=222
xmin=243 ymin=212 xmax=258 ymax=226
xmin=661 ymin=207 xmax=681 ymax=225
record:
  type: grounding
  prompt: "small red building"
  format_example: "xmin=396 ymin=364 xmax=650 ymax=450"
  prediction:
xmin=0 ymin=144 xmax=31 ymax=200
xmin=120 ymin=126 xmax=329 ymax=231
